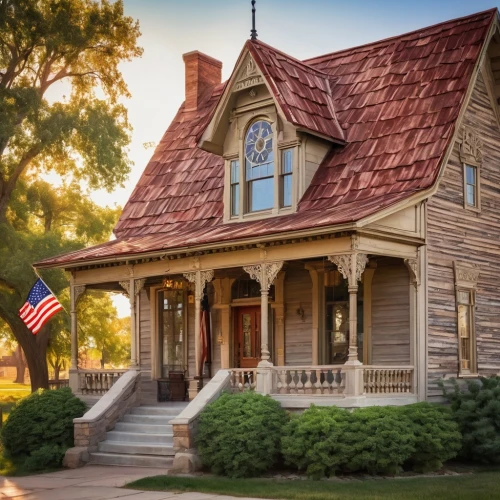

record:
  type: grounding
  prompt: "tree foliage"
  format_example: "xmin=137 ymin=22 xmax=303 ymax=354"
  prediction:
xmin=0 ymin=0 xmax=142 ymax=390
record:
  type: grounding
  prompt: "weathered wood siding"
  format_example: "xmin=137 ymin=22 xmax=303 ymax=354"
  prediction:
xmin=371 ymin=259 xmax=411 ymax=365
xmin=427 ymin=71 xmax=500 ymax=399
xmin=284 ymin=264 xmax=313 ymax=365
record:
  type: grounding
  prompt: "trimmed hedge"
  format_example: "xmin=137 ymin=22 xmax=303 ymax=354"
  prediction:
xmin=282 ymin=403 xmax=461 ymax=478
xmin=1 ymin=387 xmax=86 ymax=470
xmin=442 ymin=376 xmax=500 ymax=463
xmin=399 ymin=402 xmax=462 ymax=472
xmin=196 ymin=391 xmax=288 ymax=478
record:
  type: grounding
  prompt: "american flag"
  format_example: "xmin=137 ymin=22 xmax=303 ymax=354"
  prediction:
xmin=19 ymin=279 xmax=63 ymax=334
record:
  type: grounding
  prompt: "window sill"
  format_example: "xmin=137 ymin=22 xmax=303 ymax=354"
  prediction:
xmin=225 ymin=206 xmax=295 ymax=223
xmin=457 ymin=373 xmax=479 ymax=378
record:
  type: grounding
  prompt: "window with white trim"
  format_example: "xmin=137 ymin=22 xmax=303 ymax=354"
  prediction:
xmin=228 ymin=118 xmax=295 ymax=219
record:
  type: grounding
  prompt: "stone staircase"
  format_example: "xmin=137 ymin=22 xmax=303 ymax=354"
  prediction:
xmin=89 ymin=402 xmax=188 ymax=467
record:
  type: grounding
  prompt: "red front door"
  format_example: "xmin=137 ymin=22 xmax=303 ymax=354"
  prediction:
xmin=234 ymin=306 xmax=261 ymax=368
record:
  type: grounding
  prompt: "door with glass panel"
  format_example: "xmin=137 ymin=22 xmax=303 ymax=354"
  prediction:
xmin=234 ymin=306 xmax=261 ymax=368
xmin=158 ymin=289 xmax=186 ymax=377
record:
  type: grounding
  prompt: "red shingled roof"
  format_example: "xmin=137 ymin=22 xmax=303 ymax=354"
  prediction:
xmin=247 ymin=40 xmax=345 ymax=143
xmin=36 ymin=9 xmax=496 ymax=268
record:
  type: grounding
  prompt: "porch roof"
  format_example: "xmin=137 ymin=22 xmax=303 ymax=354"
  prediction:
xmin=35 ymin=9 xmax=496 ymax=268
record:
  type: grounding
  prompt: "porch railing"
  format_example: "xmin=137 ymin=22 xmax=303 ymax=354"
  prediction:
xmin=228 ymin=365 xmax=414 ymax=397
xmin=78 ymin=369 xmax=127 ymax=395
xmin=229 ymin=369 xmax=257 ymax=392
xmin=272 ymin=366 xmax=346 ymax=395
xmin=363 ymin=366 xmax=414 ymax=394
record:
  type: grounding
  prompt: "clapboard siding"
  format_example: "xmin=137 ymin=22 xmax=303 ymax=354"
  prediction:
xmin=371 ymin=260 xmax=411 ymax=365
xmin=427 ymin=71 xmax=500 ymax=398
xmin=284 ymin=263 xmax=313 ymax=365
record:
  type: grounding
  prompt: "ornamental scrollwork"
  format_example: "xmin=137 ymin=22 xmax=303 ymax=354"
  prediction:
xmin=73 ymin=285 xmax=86 ymax=305
xmin=460 ymin=128 xmax=483 ymax=165
xmin=243 ymin=261 xmax=283 ymax=291
xmin=119 ymin=281 xmax=130 ymax=297
xmin=404 ymin=258 xmax=420 ymax=286
xmin=454 ymin=261 xmax=480 ymax=290
xmin=134 ymin=278 xmax=146 ymax=296
xmin=328 ymin=253 xmax=368 ymax=286
xmin=183 ymin=270 xmax=214 ymax=299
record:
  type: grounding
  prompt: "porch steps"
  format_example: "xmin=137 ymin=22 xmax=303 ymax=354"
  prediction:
xmin=89 ymin=402 xmax=188 ymax=467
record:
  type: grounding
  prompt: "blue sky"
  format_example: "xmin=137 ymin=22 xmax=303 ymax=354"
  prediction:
xmin=85 ymin=0 xmax=500 ymax=208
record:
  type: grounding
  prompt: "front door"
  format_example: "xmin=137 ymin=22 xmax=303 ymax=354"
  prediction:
xmin=234 ymin=306 xmax=261 ymax=368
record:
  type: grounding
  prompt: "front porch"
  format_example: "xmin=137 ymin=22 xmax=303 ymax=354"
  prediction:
xmin=67 ymin=232 xmax=424 ymax=407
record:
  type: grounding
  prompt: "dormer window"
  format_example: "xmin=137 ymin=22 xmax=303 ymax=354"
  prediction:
xmin=245 ymin=120 xmax=275 ymax=212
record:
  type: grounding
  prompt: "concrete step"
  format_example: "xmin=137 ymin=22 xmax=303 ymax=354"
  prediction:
xmin=121 ymin=414 xmax=174 ymax=425
xmin=98 ymin=441 xmax=175 ymax=456
xmin=130 ymin=404 xmax=187 ymax=416
xmin=114 ymin=422 xmax=172 ymax=434
xmin=106 ymin=430 xmax=173 ymax=444
xmin=89 ymin=452 xmax=174 ymax=468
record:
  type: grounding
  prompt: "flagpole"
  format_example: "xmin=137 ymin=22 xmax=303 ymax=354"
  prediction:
xmin=30 ymin=266 xmax=70 ymax=316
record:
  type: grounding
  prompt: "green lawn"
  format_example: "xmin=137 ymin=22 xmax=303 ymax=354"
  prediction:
xmin=126 ymin=471 xmax=500 ymax=500
xmin=0 ymin=380 xmax=30 ymax=424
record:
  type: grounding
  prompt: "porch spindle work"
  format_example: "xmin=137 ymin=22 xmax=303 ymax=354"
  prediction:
xmin=243 ymin=261 xmax=283 ymax=366
xmin=329 ymin=253 xmax=368 ymax=364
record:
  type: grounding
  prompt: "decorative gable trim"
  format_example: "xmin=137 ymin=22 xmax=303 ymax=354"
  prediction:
xmin=460 ymin=127 xmax=483 ymax=166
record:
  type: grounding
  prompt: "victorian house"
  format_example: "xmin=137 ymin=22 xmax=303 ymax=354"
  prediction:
xmin=37 ymin=9 xmax=500 ymax=468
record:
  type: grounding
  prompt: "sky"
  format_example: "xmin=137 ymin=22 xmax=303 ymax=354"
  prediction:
xmin=84 ymin=0 xmax=499 ymax=315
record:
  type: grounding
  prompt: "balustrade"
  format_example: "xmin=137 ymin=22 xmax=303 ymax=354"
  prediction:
xmin=78 ymin=369 xmax=127 ymax=395
xmin=229 ymin=369 xmax=257 ymax=392
xmin=272 ymin=366 xmax=346 ymax=395
xmin=363 ymin=366 xmax=414 ymax=394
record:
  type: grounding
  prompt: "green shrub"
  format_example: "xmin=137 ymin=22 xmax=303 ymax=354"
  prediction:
xmin=344 ymin=406 xmax=415 ymax=475
xmin=24 ymin=444 xmax=66 ymax=472
xmin=282 ymin=404 xmax=461 ymax=478
xmin=398 ymin=403 xmax=462 ymax=472
xmin=442 ymin=376 xmax=500 ymax=463
xmin=196 ymin=391 xmax=288 ymax=478
xmin=1 ymin=387 xmax=86 ymax=460
xmin=281 ymin=405 xmax=352 ymax=479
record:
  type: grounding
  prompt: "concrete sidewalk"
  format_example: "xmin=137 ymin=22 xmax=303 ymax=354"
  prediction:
xmin=0 ymin=465 xmax=256 ymax=500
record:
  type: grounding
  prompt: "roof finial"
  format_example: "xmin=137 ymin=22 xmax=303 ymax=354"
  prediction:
xmin=250 ymin=0 xmax=257 ymax=40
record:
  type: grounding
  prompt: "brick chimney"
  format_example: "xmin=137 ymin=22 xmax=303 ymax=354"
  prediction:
xmin=182 ymin=51 xmax=222 ymax=111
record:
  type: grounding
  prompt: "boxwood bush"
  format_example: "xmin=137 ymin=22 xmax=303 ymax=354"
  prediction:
xmin=282 ymin=403 xmax=461 ymax=478
xmin=196 ymin=391 xmax=288 ymax=478
xmin=398 ymin=402 xmax=462 ymax=472
xmin=1 ymin=387 xmax=86 ymax=469
xmin=442 ymin=376 xmax=500 ymax=463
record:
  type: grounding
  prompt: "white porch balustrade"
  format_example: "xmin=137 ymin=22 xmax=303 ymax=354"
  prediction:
xmin=363 ymin=366 xmax=414 ymax=394
xmin=228 ymin=365 xmax=415 ymax=397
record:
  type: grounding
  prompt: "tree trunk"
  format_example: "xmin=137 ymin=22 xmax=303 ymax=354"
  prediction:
xmin=54 ymin=363 xmax=60 ymax=381
xmin=13 ymin=343 xmax=27 ymax=384
xmin=9 ymin=319 xmax=50 ymax=391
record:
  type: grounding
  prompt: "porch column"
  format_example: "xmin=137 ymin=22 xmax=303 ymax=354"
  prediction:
xmin=119 ymin=278 xmax=146 ymax=369
xmin=328 ymin=253 xmax=368 ymax=365
xmin=183 ymin=270 xmax=214 ymax=383
xmin=69 ymin=278 xmax=85 ymax=392
xmin=243 ymin=262 xmax=283 ymax=366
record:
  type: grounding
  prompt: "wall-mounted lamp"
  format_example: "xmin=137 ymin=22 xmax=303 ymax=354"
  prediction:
xmin=296 ymin=305 xmax=305 ymax=322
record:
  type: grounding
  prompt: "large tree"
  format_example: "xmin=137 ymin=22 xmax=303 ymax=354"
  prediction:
xmin=0 ymin=0 xmax=142 ymax=391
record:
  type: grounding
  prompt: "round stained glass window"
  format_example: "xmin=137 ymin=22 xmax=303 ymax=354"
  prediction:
xmin=245 ymin=120 xmax=273 ymax=164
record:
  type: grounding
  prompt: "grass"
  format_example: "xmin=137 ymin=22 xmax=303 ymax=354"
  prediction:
xmin=126 ymin=470 xmax=500 ymax=500
xmin=0 ymin=381 xmax=30 ymax=423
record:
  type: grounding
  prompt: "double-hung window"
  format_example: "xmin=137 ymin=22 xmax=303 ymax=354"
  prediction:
xmin=464 ymin=164 xmax=480 ymax=210
xmin=457 ymin=289 xmax=476 ymax=374
xmin=230 ymin=160 xmax=240 ymax=216
xmin=281 ymin=148 xmax=293 ymax=208
xmin=245 ymin=120 xmax=275 ymax=212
